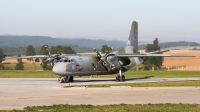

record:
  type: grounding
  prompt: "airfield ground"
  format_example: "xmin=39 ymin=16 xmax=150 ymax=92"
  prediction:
xmin=0 ymin=78 xmax=200 ymax=110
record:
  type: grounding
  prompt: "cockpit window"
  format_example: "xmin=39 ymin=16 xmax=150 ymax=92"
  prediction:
xmin=63 ymin=59 xmax=73 ymax=63
xmin=108 ymin=54 xmax=115 ymax=56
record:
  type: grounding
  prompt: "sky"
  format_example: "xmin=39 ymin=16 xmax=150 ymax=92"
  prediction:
xmin=0 ymin=0 xmax=200 ymax=42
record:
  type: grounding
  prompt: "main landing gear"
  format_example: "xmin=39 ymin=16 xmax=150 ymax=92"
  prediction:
xmin=60 ymin=76 xmax=74 ymax=83
xmin=116 ymin=68 xmax=125 ymax=82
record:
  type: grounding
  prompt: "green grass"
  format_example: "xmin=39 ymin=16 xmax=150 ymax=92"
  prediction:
xmin=66 ymin=81 xmax=200 ymax=88
xmin=123 ymin=70 xmax=200 ymax=78
xmin=1 ymin=63 xmax=200 ymax=78
xmin=0 ymin=70 xmax=58 ymax=78
xmin=3 ymin=63 xmax=43 ymax=70
xmin=85 ymin=70 xmax=200 ymax=78
xmin=1 ymin=103 xmax=200 ymax=112
xmin=0 ymin=70 xmax=200 ymax=78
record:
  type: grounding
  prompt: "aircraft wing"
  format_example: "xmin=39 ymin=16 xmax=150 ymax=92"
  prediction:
xmin=16 ymin=55 xmax=50 ymax=59
xmin=117 ymin=54 xmax=195 ymax=57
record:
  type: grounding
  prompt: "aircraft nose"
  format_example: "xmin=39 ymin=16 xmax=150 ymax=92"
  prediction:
xmin=52 ymin=63 xmax=65 ymax=75
xmin=52 ymin=65 xmax=59 ymax=74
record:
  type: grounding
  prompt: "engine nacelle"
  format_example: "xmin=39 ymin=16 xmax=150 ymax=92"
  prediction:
xmin=107 ymin=54 xmax=131 ymax=68
xmin=119 ymin=57 xmax=131 ymax=66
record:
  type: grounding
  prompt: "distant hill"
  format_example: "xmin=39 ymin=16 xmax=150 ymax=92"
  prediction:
xmin=0 ymin=35 xmax=199 ymax=55
xmin=0 ymin=35 xmax=126 ymax=48
xmin=0 ymin=35 xmax=125 ymax=55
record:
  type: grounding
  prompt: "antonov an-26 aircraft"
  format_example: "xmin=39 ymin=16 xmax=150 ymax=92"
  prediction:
xmin=19 ymin=21 xmax=194 ymax=83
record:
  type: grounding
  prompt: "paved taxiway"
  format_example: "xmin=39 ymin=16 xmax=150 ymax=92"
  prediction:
xmin=0 ymin=78 xmax=200 ymax=110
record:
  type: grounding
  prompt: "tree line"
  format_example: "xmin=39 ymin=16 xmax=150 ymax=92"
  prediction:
xmin=23 ymin=45 xmax=76 ymax=56
xmin=0 ymin=45 xmax=76 ymax=70
xmin=0 ymin=48 xmax=5 ymax=63
xmin=0 ymin=45 xmax=92 ymax=56
xmin=142 ymin=38 xmax=163 ymax=70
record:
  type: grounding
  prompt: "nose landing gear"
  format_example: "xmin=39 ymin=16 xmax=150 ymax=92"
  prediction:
xmin=116 ymin=68 xmax=125 ymax=82
xmin=116 ymin=74 xmax=125 ymax=82
xmin=60 ymin=76 xmax=74 ymax=83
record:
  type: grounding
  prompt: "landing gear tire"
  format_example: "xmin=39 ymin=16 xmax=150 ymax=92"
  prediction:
xmin=69 ymin=76 xmax=74 ymax=82
xmin=60 ymin=76 xmax=74 ymax=83
xmin=116 ymin=75 xmax=125 ymax=82
xmin=121 ymin=75 xmax=125 ymax=82
xmin=116 ymin=75 xmax=120 ymax=81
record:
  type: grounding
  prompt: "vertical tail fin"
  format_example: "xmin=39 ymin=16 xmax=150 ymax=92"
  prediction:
xmin=118 ymin=21 xmax=138 ymax=54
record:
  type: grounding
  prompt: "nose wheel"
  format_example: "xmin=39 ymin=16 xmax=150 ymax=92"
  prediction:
xmin=116 ymin=74 xmax=125 ymax=82
xmin=116 ymin=68 xmax=125 ymax=82
xmin=60 ymin=76 xmax=74 ymax=83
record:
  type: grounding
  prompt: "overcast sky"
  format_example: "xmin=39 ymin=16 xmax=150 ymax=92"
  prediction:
xmin=0 ymin=0 xmax=199 ymax=42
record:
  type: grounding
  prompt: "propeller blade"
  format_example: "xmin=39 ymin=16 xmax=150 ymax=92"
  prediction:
xmin=104 ymin=60 xmax=112 ymax=68
xmin=97 ymin=60 xmax=102 ymax=64
xmin=93 ymin=48 xmax=101 ymax=57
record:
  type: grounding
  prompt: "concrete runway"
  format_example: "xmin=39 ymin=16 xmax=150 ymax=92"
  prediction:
xmin=0 ymin=78 xmax=200 ymax=110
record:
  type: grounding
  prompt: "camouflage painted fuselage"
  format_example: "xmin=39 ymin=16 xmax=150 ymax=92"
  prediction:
xmin=52 ymin=54 xmax=143 ymax=76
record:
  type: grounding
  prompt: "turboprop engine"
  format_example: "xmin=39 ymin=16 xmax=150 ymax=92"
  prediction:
xmin=93 ymin=48 xmax=131 ymax=70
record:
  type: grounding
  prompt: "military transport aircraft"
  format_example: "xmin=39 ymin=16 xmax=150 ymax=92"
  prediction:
xmin=17 ymin=21 xmax=194 ymax=83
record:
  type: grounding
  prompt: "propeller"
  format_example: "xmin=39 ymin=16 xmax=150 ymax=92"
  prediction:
xmin=93 ymin=48 xmax=113 ymax=70
xmin=44 ymin=54 xmax=59 ymax=66
xmin=43 ymin=46 xmax=59 ymax=66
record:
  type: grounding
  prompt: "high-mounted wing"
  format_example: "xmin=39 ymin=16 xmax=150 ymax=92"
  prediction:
xmin=16 ymin=55 xmax=50 ymax=59
xmin=117 ymin=53 xmax=195 ymax=57
xmin=117 ymin=49 xmax=195 ymax=57
xmin=16 ymin=54 xmax=60 ymax=66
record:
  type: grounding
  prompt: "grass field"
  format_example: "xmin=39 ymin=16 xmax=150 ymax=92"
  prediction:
xmin=66 ymin=81 xmax=200 ymax=88
xmin=3 ymin=63 xmax=43 ymax=70
xmin=0 ymin=70 xmax=200 ymax=78
xmin=1 ymin=103 xmax=200 ymax=112
xmin=0 ymin=70 xmax=57 ymax=78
